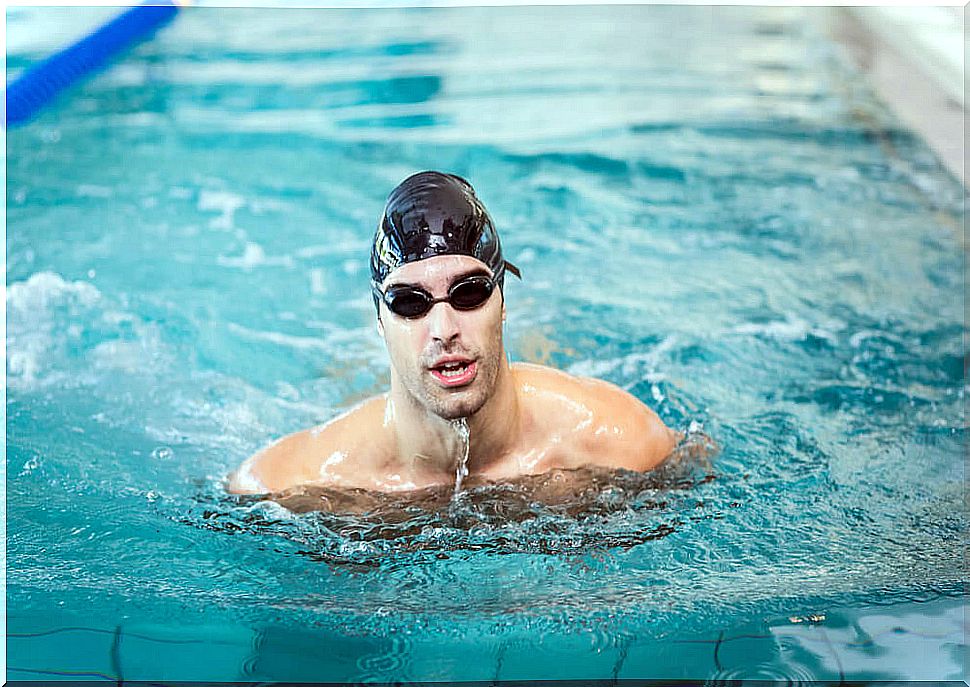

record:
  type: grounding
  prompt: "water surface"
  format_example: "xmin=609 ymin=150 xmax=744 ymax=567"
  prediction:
xmin=6 ymin=5 xmax=967 ymax=682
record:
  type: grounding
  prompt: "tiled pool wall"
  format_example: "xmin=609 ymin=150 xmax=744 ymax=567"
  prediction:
xmin=8 ymin=591 xmax=966 ymax=681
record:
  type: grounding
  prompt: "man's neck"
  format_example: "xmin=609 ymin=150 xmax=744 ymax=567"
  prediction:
xmin=386 ymin=363 xmax=520 ymax=479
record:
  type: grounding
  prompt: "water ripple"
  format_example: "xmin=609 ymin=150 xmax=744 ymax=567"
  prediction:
xmin=177 ymin=455 xmax=713 ymax=569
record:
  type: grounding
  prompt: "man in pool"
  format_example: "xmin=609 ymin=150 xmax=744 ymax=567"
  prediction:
xmin=228 ymin=171 xmax=679 ymax=495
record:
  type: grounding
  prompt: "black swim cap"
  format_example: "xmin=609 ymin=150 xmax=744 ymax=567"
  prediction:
xmin=369 ymin=171 xmax=520 ymax=308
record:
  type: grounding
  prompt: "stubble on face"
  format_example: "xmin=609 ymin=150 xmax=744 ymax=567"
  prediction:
xmin=385 ymin=298 xmax=505 ymax=422
xmin=422 ymin=337 xmax=501 ymax=421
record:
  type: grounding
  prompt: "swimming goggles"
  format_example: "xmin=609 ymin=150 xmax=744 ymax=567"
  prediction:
xmin=372 ymin=270 xmax=502 ymax=319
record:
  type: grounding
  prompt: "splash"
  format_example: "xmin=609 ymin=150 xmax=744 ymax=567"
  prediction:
xmin=451 ymin=417 xmax=470 ymax=496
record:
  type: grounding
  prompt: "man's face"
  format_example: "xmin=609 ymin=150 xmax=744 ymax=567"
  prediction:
xmin=377 ymin=255 xmax=506 ymax=420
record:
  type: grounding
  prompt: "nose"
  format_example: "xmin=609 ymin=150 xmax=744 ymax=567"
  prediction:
xmin=426 ymin=301 xmax=461 ymax=344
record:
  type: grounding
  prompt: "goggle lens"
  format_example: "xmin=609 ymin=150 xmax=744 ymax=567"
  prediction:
xmin=448 ymin=277 xmax=494 ymax=309
xmin=385 ymin=289 xmax=433 ymax=318
xmin=381 ymin=276 xmax=495 ymax=318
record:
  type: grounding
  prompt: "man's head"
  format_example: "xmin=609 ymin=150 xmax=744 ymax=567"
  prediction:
xmin=370 ymin=172 xmax=519 ymax=420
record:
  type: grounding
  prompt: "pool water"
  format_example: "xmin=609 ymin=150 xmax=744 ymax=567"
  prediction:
xmin=6 ymin=4 xmax=967 ymax=682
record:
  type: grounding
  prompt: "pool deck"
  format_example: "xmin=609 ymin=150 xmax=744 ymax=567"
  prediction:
xmin=825 ymin=6 xmax=966 ymax=189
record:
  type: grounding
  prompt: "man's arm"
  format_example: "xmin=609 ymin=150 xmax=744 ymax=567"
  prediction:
xmin=620 ymin=399 xmax=680 ymax=471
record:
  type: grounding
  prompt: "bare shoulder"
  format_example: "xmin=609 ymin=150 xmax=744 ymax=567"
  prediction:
xmin=511 ymin=362 xmax=678 ymax=472
xmin=227 ymin=395 xmax=389 ymax=494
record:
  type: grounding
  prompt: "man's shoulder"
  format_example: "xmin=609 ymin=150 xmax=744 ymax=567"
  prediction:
xmin=510 ymin=361 xmax=601 ymax=393
xmin=511 ymin=361 xmax=641 ymax=410
xmin=510 ymin=362 xmax=677 ymax=471
xmin=312 ymin=394 xmax=388 ymax=439
xmin=227 ymin=395 xmax=389 ymax=494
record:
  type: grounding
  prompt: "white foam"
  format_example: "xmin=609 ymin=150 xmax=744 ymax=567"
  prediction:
xmin=732 ymin=315 xmax=842 ymax=345
xmin=76 ymin=184 xmax=113 ymax=198
xmin=295 ymin=240 xmax=367 ymax=259
xmin=566 ymin=335 xmax=678 ymax=382
xmin=88 ymin=329 xmax=166 ymax=374
xmin=7 ymin=272 xmax=102 ymax=387
xmin=217 ymin=242 xmax=295 ymax=269
xmin=197 ymin=189 xmax=245 ymax=230
xmin=734 ymin=317 xmax=811 ymax=340
xmin=309 ymin=268 xmax=327 ymax=295
xmin=6 ymin=271 xmax=100 ymax=313
xmin=567 ymin=356 xmax=619 ymax=379
xmin=227 ymin=322 xmax=331 ymax=352
xmin=848 ymin=329 xmax=907 ymax=349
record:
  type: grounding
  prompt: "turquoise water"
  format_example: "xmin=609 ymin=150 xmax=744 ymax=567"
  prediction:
xmin=6 ymin=5 xmax=967 ymax=682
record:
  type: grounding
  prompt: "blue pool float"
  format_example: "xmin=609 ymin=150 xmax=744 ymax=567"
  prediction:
xmin=6 ymin=0 xmax=183 ymax=127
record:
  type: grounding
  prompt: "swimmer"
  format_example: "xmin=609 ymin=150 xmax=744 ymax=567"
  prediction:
xmin=228 ymin=171 xmax=681 ymax=495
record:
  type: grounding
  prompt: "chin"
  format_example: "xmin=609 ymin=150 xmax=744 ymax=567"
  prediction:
xmin=428 ymin=387 xmax=488 ymax=420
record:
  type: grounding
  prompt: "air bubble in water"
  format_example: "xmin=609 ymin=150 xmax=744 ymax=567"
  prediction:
xmin=151 ymin=446 xmax=173 ymax=460
xmin=21 ymin=455 xmax=40 ymax=475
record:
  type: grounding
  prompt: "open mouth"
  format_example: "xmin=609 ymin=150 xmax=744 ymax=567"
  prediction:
xmin=429 ymin=360 xmax=478 ymax=387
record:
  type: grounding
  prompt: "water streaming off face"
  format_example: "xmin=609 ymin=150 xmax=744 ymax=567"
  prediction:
xmin=451 ymin=417 xmax=471 ymax=495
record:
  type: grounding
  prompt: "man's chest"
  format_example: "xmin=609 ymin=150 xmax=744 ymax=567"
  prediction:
xmin=475 ymin=434 xmax=587 ymax=481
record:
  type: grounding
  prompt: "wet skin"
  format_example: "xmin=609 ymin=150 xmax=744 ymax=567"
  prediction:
xmin=228 ymin=255 xmax=679 ymax=495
